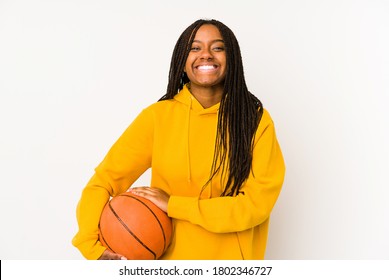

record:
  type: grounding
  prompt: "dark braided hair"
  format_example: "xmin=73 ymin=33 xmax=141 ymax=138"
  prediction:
xmin=159 ymin=19 xmax=263 ymax=197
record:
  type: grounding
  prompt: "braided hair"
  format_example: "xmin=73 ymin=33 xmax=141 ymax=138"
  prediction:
xmin=159 ymin=19 xmax=263 ymax=196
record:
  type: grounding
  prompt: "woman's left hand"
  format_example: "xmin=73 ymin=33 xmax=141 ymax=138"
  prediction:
xmin=129 ymin=187 xmax=170 ymax=213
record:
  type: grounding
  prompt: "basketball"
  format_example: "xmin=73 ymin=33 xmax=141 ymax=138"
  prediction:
xmin=98 ymin=192 xmax=172 ymax=260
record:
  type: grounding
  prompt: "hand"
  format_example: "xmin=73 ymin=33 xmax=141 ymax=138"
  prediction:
xmin=98 ymin=249 xmax=127 ymax=260
xmin=129 ymin=187 xmax=170 ymax=213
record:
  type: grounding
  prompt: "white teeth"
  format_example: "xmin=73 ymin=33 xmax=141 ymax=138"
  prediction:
xmin=197 ymin=65 xmax=215 ymax=70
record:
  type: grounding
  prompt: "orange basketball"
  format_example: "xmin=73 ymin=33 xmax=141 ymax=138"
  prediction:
xmin=98 ymin=192 xmax=172 ymax=260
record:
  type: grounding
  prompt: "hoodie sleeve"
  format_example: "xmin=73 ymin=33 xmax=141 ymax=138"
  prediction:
xmin=167 ymin=110 xmax=285 ymax=233
xmin=72 ymin=108 xmax=154 ymax=259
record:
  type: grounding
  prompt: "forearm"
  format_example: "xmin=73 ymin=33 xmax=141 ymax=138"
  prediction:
xmin=72 ymin=182 xmax=111 ymax=259
xmin=167 ymin=177 xmax=283 ymax=233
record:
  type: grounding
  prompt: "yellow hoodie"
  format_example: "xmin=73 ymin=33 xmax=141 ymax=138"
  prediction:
xmin=72 ymin=85 xmax=285 ymax=260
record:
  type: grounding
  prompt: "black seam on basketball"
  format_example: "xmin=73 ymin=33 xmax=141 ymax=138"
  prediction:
xmin=98 ymin=219 xmax=116 ymax=254
xmin=109 ymin=198 xmax=157 ymax=259
xmin=120 ymin=194 xmax=168 ymax=252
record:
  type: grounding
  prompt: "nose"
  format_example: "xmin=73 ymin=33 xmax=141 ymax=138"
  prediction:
xmin=200 ymin=47 xmax=213 ymax=60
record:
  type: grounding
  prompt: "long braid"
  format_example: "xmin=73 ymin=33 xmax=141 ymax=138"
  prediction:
xmin=160 ymin=19 xmax=263 ymax=197
xmin=160 ymin=22 xmax=204 ymax=100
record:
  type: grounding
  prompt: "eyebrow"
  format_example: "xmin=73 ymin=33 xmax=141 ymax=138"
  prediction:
xmin=192 ymin=39 xmax=225 ymax=44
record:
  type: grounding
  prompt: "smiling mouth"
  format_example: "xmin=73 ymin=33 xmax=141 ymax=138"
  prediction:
xmin=196 ymin=65 xmax=218 ymax=72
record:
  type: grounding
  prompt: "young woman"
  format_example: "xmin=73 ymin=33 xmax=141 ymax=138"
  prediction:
xmin=72 ymin=19 xmax=285 ymax=260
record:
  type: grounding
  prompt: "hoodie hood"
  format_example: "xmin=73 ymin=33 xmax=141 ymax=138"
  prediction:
xmin=174 ymin=84 xmax=220 ymax=115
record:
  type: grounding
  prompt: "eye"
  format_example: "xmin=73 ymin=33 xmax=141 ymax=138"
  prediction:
xmin=190 ymin=46 xmax=201 ymax=51
xmin=213 ymin=46 xmax=225 ymax=52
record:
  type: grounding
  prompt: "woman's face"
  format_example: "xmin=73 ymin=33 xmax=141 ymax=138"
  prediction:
xmin=184 ymin=24 xmax=227 ymax=89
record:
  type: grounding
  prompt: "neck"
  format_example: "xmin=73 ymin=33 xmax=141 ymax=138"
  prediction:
xmin=188 ymin=83 xmax=223 ymax=108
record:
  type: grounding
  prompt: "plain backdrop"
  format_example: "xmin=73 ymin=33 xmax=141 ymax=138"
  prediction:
xmin=0 ymin=0 xmax=388 ymax=260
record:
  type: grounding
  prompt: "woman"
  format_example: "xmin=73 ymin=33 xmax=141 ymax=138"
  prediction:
xmin=72 ymin=19 xmax=285 ymax=260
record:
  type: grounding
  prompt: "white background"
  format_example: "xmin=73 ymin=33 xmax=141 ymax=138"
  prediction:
xmin=0 ymin=0 xmax=388 ymax=260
